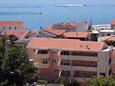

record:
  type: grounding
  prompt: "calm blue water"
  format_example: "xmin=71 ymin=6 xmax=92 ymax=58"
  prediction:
xmin=0 ymin=4 xmax=115 ymax=29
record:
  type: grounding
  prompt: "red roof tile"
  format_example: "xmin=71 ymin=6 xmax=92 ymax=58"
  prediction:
xmin=53 ymin=21 xmax=77 ymax=29
xmin=27 ymin=38 xmax=104 ymax=52
xmin=64 ymin=32 xmax=89 ymax=38
xmin=99 ymin=35 xmax=115 ymax=41
xmin=111 ymin=20 xmax=115 ymax=25
xmin=3 ymin=30 xmax=28 ymax=39
xmin=43 ymin=21 xmax=77 ymax=31
xmin=0 ymin=20 xmax=23 ymax=27
xmin=43 ymin=29 xmax=66 ymax=35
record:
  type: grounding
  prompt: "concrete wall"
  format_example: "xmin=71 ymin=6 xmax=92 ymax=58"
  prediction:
xmin=98 ymin=49 xmax=112 ymax=76
xmin=0 ymin=26 xmax=24 ymax=30
xmin=76 ymin=21 xmax=89 ymax=32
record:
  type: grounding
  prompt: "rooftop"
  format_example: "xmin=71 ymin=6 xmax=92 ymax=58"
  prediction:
xmin=27 ymin=38 xmax=104 ymax=52
xmin=99 ymin=35 xmax=115 ymax=41
xmin=64 ymin=32 xmax=89 ymax=38
xmin=0 ymin=20 xmax=24 ymax=27
xmin=112 ymin=20 xmax=115 ymax=25
xmin=43 ymin=29 xmax=66 ymax=35
xmin=53 ymin=21 xmax=77 ymax=29
xmin=2 ymin=30 xmax=28 ymax=39
xmin=43 ymin=21 xmax=77 ymax=31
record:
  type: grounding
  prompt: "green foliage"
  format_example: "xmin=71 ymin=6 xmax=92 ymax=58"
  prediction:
xmin=37 ymin=80 xmax=48 ymax=85
xmin=105 ymin=40 xmax=115 ymax=46
xmin=54 ymin=77 xmax=79 ymax=86
xmin=0 ymin=35 xmax=39 ymax=86
xmin=86 ymin=77 xmax=115 ymax=86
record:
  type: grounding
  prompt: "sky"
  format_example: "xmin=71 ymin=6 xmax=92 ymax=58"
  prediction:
xmin=0 ymin=0 xmax=115 ymax=5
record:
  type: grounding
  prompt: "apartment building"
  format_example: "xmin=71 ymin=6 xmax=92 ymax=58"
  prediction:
xmin=27 ymin=38 xmax=112 ymax=82
xmin=111 ymin=48 xmax=115 ymax=75
xmin=0 ymin=20 xmax=24 ymax=30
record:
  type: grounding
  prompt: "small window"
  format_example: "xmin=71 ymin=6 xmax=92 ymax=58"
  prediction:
xmin=3 ymin=27 xmax=5 ymax=30
xmin=43 ymin=59 xmax=48 ymax=64
xmin=100 ymin=73 xmax=105 ymax=76
xmin=60 ymin=51 xmax=70 ymax=55
xmin=37 ymin=50 xmax=48 ymax=54
xmin=107 ymin=34 xmax=110 ymax=36
xmin=14 ymin=27 xmax=17 ymax=30
xmin=52 ymin=60 xmax=56 ymax=64
xmin=33 ymin=49 xmax=36 ymax=52
xmin=9 ymin=27 xmax=11 ymax=30
xmin=62 ymin=60 xmax=70 ymax=65
xmin=51 ymin=50 xmax=57 ymax=54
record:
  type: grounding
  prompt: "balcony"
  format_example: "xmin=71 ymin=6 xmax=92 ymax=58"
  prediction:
xmin=59 ymin=65 xmax=97 ymax=72
xmin=36 ymin=50 xmax=49 ymax=59
xmin=34 ymin=62 xmax=49 ymax=68
xmin=58 ymin=65 xmax=71 ymax=71
xmin=60 ymin=51 xmax=98 ymax=61
xmin=72 ymin=66 xmax=97 ymax=72
xmin=60 ymin=55 xmax=97 ymax=61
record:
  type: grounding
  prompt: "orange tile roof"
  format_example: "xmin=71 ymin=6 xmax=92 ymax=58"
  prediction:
xmin=111 ymin=20 xmax=115 ymax=25
xmin=64 ymin=32 xmax=89 ymax=38
xmin=3 ymin=30 xmax=28 ymax=39
xmin=43 ymin=25 xmax=53 ymax=31
xmin=0 ymin=20 xmax=23 ymax=27
xmin=27 ymin=38 xmax=104 ymax=52
xmin=43 ymin=29 xmax=66 ymax=35
xmin=99 ymin=35 xmax=115 ymax=41
xmin=53 ymin=21 xmax=77 ymax=29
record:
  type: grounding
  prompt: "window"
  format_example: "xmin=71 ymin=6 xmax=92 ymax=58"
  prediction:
xmin=9 ymin=27 xmax=11 ymax=30
xmin=52 ymin=60 xmax=56 ymax=64
xmin=14 ymin=27 xmax=17 ymax=30
xmin=91 ymin=62 xmax=97 ymax=67
xmin=51 ymin=50 xmax=57 ymax=54
xmin=100 ymin=73 xmax=105 ymax=76
xmin=60 ymin=51 xmax=70 ymax=55
xmin=33 ymin=49 xmax=36 ymax=52
xmin=43 ymin=59 xmax=48 ymax=64
xmin=3 ymin=27 xmax=5 ymax=30
xmin=61 ymin=70 xmax=70 ymax=77
xmin=37 ymin=50 xmax=48 ymax=54
xmin=71 ymin=51 xmax=78 ymax=55
xmin=109 ymin=58 xmax=111 ymax=65
xmin=107 ymin=34 xmax=110 ymax=36
xmin=62 ymin=60 xmax=70 ymax=65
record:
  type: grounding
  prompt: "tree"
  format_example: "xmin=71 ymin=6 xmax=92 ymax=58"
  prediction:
xmin=0 ymin=35 xmax=39 ymax=86
xmin=105 ymin=40 xmax=115 ymax=46
xmin=86 ymin=77 xmax=115 ymax=86
xmin=54 ymin=77 xmax=79 ymax=86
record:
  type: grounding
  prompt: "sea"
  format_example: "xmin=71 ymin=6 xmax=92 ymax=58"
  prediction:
xmin=0 ymin=3 xmax=115 ymax=29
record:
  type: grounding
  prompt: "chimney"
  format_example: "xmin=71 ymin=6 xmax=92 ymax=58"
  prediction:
xmin=86 ymin=45 xmax=90 ymax=49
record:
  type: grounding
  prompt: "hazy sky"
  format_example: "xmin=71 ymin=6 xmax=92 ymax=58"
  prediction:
xmin=0 ymin=0 xmax=115 ymax=5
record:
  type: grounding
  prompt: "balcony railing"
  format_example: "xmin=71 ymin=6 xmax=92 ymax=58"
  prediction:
xmin=74 ymin=74 xmax=97 ymax=78
xmin=59 ymin=65 xmax=97 ymax=72
xmin=72 ymin=63 xmax=97 ymax=67
xmin=34 ymin=62 xmax=49 ymax=68
xmin=60 ymin=55 xmax=97 ymax=61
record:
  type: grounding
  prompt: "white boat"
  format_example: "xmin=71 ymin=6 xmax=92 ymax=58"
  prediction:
xmin=56 ymin=4 xmax=87 ymax=7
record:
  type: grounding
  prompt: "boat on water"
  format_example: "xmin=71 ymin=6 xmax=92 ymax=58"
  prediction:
xmin=56 ymin=4 xmax=87 ymax=7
